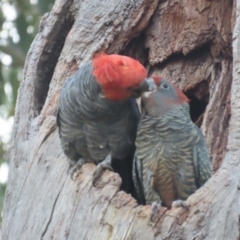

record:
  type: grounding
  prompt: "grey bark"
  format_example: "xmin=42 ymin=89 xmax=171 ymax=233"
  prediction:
xmin=2 ymin=0 xmax=240 ymax=239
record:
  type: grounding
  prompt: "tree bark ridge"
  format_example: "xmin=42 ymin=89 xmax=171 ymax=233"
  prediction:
xmin=2 ymin=0 xmax=240 ymax=239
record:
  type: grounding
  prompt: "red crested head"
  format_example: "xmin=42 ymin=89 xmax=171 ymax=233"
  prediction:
xmin=92 ymin=53 xmax=147 ymax=100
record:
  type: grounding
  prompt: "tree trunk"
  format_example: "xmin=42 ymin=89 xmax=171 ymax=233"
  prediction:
xmin=2 ymin=0 xmax=240 ymax=239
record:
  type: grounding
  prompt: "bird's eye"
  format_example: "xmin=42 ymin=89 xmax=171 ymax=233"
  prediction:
xmin=161 ymin=83 xmax=169 ymax=89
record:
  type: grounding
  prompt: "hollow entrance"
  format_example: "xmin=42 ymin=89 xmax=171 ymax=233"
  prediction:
xmin=184 ymin=80 xmax=209 ymax=127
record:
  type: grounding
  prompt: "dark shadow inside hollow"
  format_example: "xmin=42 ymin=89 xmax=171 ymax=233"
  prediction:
xmin=111 ymin=148 xmax=136 ymax=198
xmin=184 ymin=80 xmax=210 ymax=127
xmin=119 ymin=33 xmax=149 ymax=66
xmin=34 ymin=14 xmax=74 ymax=116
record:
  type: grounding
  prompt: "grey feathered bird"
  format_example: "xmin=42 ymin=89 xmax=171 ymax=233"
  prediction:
xmin=57 ymin=53 xmax=155 ymax=193
xmin=133 ymin=76 xmax=211 ymax=210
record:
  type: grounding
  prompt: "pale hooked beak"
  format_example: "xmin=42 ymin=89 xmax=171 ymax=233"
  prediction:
xmin=142 ymin=78 xmax=157 ymax=98
xmin=144 ymin=78 xmax=156 ymax=92
xmin=131 ymin=78 xmax=157 ymax=98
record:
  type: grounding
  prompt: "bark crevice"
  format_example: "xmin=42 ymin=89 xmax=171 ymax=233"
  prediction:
xmin=40 ymin=186 xmax=63 ymax=239
xmin=2 ymin=0 xmax=239 ymax=239
xmin=34 ymin=0 xmax=74 ymax=115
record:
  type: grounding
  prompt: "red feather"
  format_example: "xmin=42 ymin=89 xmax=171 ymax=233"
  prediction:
xmin=151 ymin=75 xmax=162 ymax=86
xmin=92 ymin=53 xmax=147 ymax=99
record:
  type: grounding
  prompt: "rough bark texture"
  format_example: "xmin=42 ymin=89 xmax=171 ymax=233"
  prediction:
xmin=2 ymin=0 xmax=240 ymax=239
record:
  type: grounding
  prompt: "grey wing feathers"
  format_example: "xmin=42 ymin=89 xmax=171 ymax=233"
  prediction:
xmin=133 ymin=154 xmax=145 ymax=204
xmin=193 ymin=126 xmax=211 ymax=188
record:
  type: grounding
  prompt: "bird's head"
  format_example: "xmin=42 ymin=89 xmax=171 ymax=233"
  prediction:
xmin=142 ymin=75 xmax=189 ymax=116
xmin=92 ymin=53 xmax=155 ymax=101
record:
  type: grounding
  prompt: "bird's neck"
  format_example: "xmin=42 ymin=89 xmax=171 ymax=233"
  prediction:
xmin=160 ymin=104 xmax=191 ymax=124
xmin=141 ymin=103 xmax=192 ymax=130
xmin=138 ymin=104 xmax=195 ymax=145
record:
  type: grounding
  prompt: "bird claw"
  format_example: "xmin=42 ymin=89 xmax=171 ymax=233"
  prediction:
xmin=68 ymin=159 xmax=85 ymax=181
xmin=149 ymin=202 xmax=162 ymax=223
xmin=172 ymin=200 xmax=189 ymax=209
xmin=92 ymin=162 xmax=113 ymax=186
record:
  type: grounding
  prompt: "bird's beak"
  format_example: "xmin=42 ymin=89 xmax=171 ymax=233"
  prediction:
xmin=144 ymin=78 xmax=156 ymax=92
xmin=131 ymin=78 xmax=157 ymax=98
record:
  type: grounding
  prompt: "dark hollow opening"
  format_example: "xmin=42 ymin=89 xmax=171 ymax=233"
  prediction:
xmin=184 ymin=80 xmax=210 ymax=127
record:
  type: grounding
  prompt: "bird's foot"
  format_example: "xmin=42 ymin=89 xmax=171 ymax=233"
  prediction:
xmin=67 ymin=158 xmax=85 ymax=181
xmin=172 ymin=199 xmax=189 ymax=209
xmin=92 ymin=159 xmax=113 ymax=187
xmin=149 ymin=202 xmax=162 ymax=223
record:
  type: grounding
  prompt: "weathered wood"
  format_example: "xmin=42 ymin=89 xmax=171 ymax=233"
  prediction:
xmin=146 ymin=0 xmax=232 ymax=63
xmin=2 ymin=0 xmax=240 ymax=239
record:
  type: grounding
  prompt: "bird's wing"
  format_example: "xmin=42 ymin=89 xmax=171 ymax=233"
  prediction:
xmin=133 ymin=154 xmax=145 ymax=204
xmin=193 ymin=126 xmax=211 ymax=188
